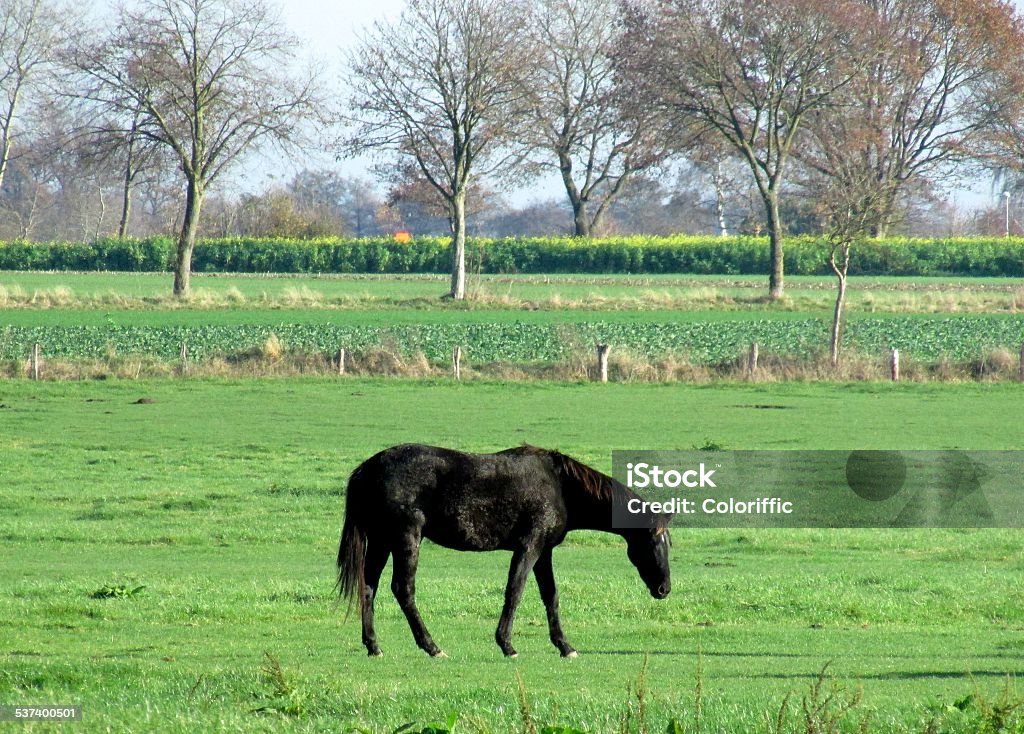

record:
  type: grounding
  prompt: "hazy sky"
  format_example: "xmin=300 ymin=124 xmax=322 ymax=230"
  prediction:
xmin=236 ymin=0 xmax=407 ymax=191
xmin=267 ymin=0 xmax=1016 ymax=212
xmin=281 ymin=0 xmax=404 ymax=57
xmin=255 ymin=0 xmax=1007 ymax=210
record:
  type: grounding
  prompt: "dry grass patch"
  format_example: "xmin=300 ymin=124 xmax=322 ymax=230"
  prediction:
xmin=973 ymin=348 xmax=1017 ymax=379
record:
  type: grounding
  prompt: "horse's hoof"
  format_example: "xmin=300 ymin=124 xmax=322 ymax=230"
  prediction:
xmin=564 ymin=650 xmax=578 ymax=659
xmin=368 ymin=650 xmax=383 ymax=657
xmin=508 ymin=652 xmax=519 ymax=659
xmin=431 ymin=650 xmax=448 ymax=659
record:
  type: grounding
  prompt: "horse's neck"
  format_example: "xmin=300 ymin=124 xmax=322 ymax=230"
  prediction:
xmin=566 ymin=488 xmax=630 ymax=536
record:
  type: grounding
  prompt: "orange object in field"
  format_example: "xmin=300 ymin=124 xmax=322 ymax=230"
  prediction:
xmin=393 ymin=231 xmax=412 ymax=243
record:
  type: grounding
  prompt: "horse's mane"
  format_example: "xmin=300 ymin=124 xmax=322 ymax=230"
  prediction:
xmin=500 ymin=445 xmax=671 ymax=529
xmin=552 ymin=451 xmax=617 ymax=503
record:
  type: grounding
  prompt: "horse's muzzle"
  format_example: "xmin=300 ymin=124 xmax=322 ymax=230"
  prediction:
xmin=652 ymin=582 xmax=670 ymax=599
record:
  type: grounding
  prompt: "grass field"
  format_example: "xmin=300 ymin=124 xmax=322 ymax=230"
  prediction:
xmin=2 ymin=271 xmax=1024 ymax=313
xmin=2 ymin=379 xmax=1023 ymax=733
xmin=2 ymin=267 xmax=1023 ymax=732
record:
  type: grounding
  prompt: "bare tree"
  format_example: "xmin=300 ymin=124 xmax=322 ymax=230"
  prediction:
xmin=69 ymin=0 xmax=319 ymax=296
xmin=0 ymin=97 xmax=111 ymax=241
xmin=803 ymin=0 xmax=1024 ymax=238
xmin=0 ymin=156 xmax=52 ymax=238
xmin=346 ymin=0 xmax=531 ymax=300
xmin=816 ymin=159 xmax=899 ymax=366
xmin=107 ymin=103 xmax=168 ymax=239
xmin=619 ymin=0 xmax=869 ymax=298
xmin=0 ymin=0 xmax=72 ymax=196
xmin=287 ymin=170 xmax=384 ymax=237
xmin=979 ymin=79 xmax=1024 ymax=202
xmin=66 ymin=98 xmax=172 ymax=239
xmin=524 ymin=0 xmax=666 ymax=237
xmin=686 ymin=143 xmax=752 ymax=237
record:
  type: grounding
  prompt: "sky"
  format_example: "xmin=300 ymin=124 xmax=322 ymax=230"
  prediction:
xmin=281 ymin=0 xmax=404 ymax=57
xmin=253 ymin=0 xmax=1009 ymax=212
xmin=235 ymin=0 xmax=406 ymax=192
xmin=238 ymin=0 xmax=567 ymax=205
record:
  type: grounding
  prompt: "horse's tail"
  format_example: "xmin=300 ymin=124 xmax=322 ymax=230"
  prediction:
xmin=337 ymin=461 xmax=369 ymax=617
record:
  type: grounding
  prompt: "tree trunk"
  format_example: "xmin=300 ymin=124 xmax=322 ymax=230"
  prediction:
xmin=558 ymin=152 xmax=591 ymax=238
xmin=94 ymin=186 xmax=106 ymax=240
xmin=829 ymin=242 xmax=851 ymax=367
xmin=173 ymin=176 xmax=204 ymax=298
xmin=715 ymin=161 xmax=728 ymax=237
xmin=766 ymin=190 xmax=784 ymax=299
xmin=118 ymin=113 xmax=140 ymax=239
xmin=830 ymin=272 xmax=847 ymax=367
xmin=870 ymin=187 xmax=898 ymax=239
xmin=572 ymin=199 xmax=591 ymax=238
xmin=0 ymin=127 xmax=12 ymax=193
xmin=118 ymin=174 xmax=132 ymax=239
xmin=448 ymin=190 xmax=467 ymax=300
xmin=0 ymin=82 xmax=22 ymax=194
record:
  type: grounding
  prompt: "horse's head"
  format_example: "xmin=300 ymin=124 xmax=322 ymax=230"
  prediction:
xmin=625 ymin=525 xmax=671 ymax=599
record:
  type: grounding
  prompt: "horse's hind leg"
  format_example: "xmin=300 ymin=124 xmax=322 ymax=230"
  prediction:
xmin=361 ymin=539 xmax=390 ymax=657
xmin=391 ymin=531 xmax=445 ymax=657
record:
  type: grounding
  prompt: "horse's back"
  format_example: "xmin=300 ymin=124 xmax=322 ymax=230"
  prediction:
xmin=349 ymin=444 xmax=568 ymax=550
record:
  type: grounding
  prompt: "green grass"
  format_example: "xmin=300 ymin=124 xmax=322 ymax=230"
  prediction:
xmin=1 ymin=379 xmax=1023 ymax=732
xmin=2 ymin=271 xmax=1024 ymax=314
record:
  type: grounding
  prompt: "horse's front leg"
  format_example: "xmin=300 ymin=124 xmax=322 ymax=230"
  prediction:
xmin=496 ymin=546 xmax=541 ymax=657
xmin=391 ymin=532 xmax=446 ymax=658
xmin=533 ymin=547 xmax=577 ymax=657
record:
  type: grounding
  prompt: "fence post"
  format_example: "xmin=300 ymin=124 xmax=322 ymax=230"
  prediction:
xmin=452 ymin=345 xmax=462 ymax=381
xmin=890 ymin=348 xmax=900 ymax=382
xmin=31 ymin=343 xmax=40 ymax=380
xmin=1019 ymin=342 xmax=1024 ymax=383
xmin=748 ymin=342 xmax=759 ymax=377
xmin=337 ymin=348 xmax=346 ymax=376
xmin=179 ymin=342 xmax=188 ymax=375
xmin=596 ymin=343 xmax=611 ymax=383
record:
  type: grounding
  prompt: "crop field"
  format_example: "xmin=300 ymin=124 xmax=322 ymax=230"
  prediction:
xmin=2 ymin=267 xmax=1023 ymax=733
xmin=1 ymin=272 xmax=1024 ymax=373
xmin=5 ymin=314 xmax=1024 ymax=366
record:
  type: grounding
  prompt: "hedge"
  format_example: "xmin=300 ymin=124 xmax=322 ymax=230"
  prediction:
xmin=1 ymin=235 xmax=1023 ymax=276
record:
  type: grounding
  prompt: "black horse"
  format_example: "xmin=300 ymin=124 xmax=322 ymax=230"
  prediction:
xmin=337 ymin=444 xmax=671 ymax=658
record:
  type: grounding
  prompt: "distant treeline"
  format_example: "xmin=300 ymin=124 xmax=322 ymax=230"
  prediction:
xmin=1 ymin=236 xmax=1023 ymax=277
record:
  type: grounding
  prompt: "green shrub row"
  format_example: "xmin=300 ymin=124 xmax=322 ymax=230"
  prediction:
xmin=0 ymin=238 xmax=173 ymax=271
xmin=1 ymin=235 xmax=1023 ymax=276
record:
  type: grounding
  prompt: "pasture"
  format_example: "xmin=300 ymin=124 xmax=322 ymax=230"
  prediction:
xmin=2 ymin=378 xmax=1023 ymax=732
xmin=2 ymin=267 xmax=1023 ymax=732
